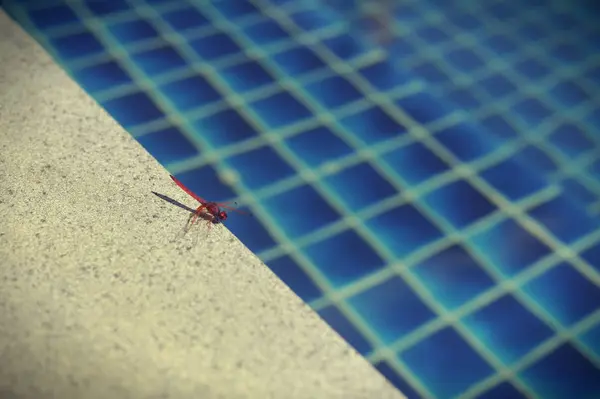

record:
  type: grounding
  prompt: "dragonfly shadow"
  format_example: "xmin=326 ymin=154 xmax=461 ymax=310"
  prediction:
xmin=152 ymin=191 xmax=213 ymax=223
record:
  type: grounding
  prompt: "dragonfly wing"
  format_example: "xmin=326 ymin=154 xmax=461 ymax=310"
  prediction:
xmin=170 ymin=175 xmax=207 ymax=204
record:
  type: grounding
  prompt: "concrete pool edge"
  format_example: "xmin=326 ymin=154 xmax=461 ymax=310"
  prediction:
xmin=0 ymin=10 xmax=404 ymax=399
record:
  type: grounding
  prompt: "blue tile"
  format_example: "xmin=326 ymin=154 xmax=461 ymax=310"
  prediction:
xmin=250 ymin=91 xmax=312 ymax=129
xmin=262 ymin=184 xmax=340 ymax=239
xmin=305 ymin=75 xmax=363 ymax=109
xmin=340 ymin=106 xmax=407 ymax=144
xmin=484 ymin=34 xmax=518 ymax=55
xmin=512 ymin=98 xmax=553 ymax=126
xmin=192 ymin=108 xmax=258 ymax=148
xmin=272 ymin=46 xmax=326 ymax=77
xmin=513 ymin=145 xmax=558 ymax=174
xmin=50 ymin=32 xmax=104 ymax=61
xmin=579 ymin=322 xmax=600 ymax=359
xmin=137 ymin=126 xmax=199 ymax=164
xmin=414 ymin=62 xmax=450 ymax=84
xmin=383 ymin=142 xmax=450 ymax=186
xmin=549 ymin=123 xmax=595 ymax=159
xmin=243 ymin=20 xmax=290 ymax=45
xmin=479 ymin=73 xmax=517 ymax=98
xmin=449 ymin=11 xmax=483 ymax=31
xmin=225 ymin=207 xmax=277 ymax=253
xmin=130 ymin=46 xmax=188 ymax=77
xmin=72 ymin=60 xmax=132 ymax=94
xmin=515 ymin=57 xmax=551 ymax=80
xmin=519 ymin=344 xmax=600 ymax=399
xmin=189 ymin=32 xmax=242 ymax=61
xmin=108 ymin=19 xmax=159 ymax=44
xmin=447 ymin=87 xmax=481 ymax=110
xmin=444 ymin=47 xmax=485 ymax=72
xmin=267 ymin=255 xmax=322 ymax=302
xmin=400 ymin=327 xmax=494 ymax=399
xmin=348 ymin=276 xmax=436 ymax=344
xmin=359 ymin=61 xmax=411 ymax=92
xmin=589 ymin=160 xmax=600 ymax=183
xmin=413 ymin=245 xmax=496 ymax=310
xmin=172 ymin=165 xmax=235 ymax=202
xmin=306 ymin=229 xmax=385 ymax=288
xmin=486 ymin=2 xmax=519 ymax=21
xmin=550 ymin=81 xmax=590 ymax=107
xmin=290 ymin=9 xmax=333 ymax=31
xmin=28 ymin=5 xmax=80 ymax=30
xmin=160 ymin=75 xmax=221 ymax=112
xmin=226 ymin=145 xmax=295 ymax=190
xmin=581 ymin=243 xmax=600 ymax=275
xmin=324 ymin=162 xmax=397 ymax=211
xmin=322 ymin=34 xmax=367 ymax=61
xmin=318 ymin=305 xmax=373 ymax=355
xmin=528 ymin=194 xmax=596 ymax=243
xmin=396 ymin=91 xmax=452 ymax=125
xmin=480 ymin=156 xmax=548 ymax=201
xmin=212 ymin=0 xmax=259 ymax=19
xmin=365 ymin=204 xmax=444 ymax=258
xmin=560 ymin=178 xmax=597 ymax=205
xmin=550 ymin=43 xmax=585 ymax=63
xmin=517 ymin=22 xmax=547 ymax=41
xmin=523 ymin=263 xmax=600 ymax=327
xmin=435 ymin=122 xmax=498 ymax=162
xmin=162 ymin=6 xmax=210 ymax=31
xmin=471 ymin=218 xmax=552 ymax=277
xmin=388 ymin=38 xmax=417 ymax=58
xmin=102 ymin=91 xmax=163 ymax=129
xmin=423 ymin=180 xmax=496 ymax=230
xmin=415 ymin=26 xmax=449 ymax=44
xmin=374 ymin=361 xmax=422 ymax=399
xmin=285 ymin=126 xmax=353 ymax=168
xmin=220 ymin=60 xmax=276 ymax=93
xmin=478 ymin=114 xmax=519 ymax=140
xmin=84 ymin=0 xmax=130 ymax=16
xmin=478 ymin=382 xmax=527 ymax=399
xmin=462 ymin=295 xmax=554 ymax=365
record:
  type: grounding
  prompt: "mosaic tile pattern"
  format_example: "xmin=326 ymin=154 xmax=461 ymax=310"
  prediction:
xmin=4 ymin=0 xmax=600 ymax=398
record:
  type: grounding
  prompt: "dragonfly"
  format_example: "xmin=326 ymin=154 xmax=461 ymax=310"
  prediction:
xmin=169 ymin=174 xmax=245 ymax=234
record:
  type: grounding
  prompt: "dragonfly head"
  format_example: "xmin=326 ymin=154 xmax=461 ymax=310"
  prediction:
xmin=213 ymin=210 xmax=228 ymax=224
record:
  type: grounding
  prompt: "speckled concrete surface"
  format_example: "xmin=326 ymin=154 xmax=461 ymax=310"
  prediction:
xmin=0 ymin=11 xmax=404 ymax=399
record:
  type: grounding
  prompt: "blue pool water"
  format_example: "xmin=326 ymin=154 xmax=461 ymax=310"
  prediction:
xmin=5 ymin=0 xmax=600 ymax=397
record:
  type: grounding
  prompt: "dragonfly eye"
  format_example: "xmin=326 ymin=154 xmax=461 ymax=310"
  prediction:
xmin=219 ymin=211 xmax=228 ymax=221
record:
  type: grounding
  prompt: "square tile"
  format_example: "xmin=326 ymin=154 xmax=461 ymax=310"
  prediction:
xmin=108 ymin=19 xmax=159 ymax=45
xmin=579 ymin=322 xmax=600 ymax=359
xmin=192 ymin=107 xmax=258 ymax=148
xmin=102 ymin=91 xmax=163 ymax=129
xmin=250 ymin=91 xmax=312 ymax=129
xmin=243 ymin=20 xmax=290 ymax=46
xmin=322 ymin=33 xmax=367 ymax=61
xmin=528 ymin=194 xmax=597 ymax=244
xmin=435 ymin=122 xmax=499 ymax=162
xmin=220 ymin=59 xmax=276 ymax=93
xmin=382 ymin=141 xmax=451 ymax=186
xmin=262 ymin=184 xmax=340 ymax=239
xmin=550 ymin=81 xmax=590 ymax=108
xmin=480 ymin=155 xmax=548 ymax=201
xmin=212 ymin=0 xmax=260 ymax=20
xmin=479 ymin=73 xmax=518 ymax=98
xmin=395 ymin=91 xmax=452 ymax=125
xmin=306 ymin=229 xmax=386 ymax=288
xmin=318 ymin=305 xmax=373 ymax=355
xmin=50 ymin=31 xmax=104 ymax=61
xmin=511 ymin=98 xmax=553 ymax=127
xmin=225 ymin=208 xmax=277 ymax=253
xmin=291 ymin=9 xmax=334 ymax=31
xmin=581 ymin=243 xmax=600 ymax=275
xmin=162 ymin=6 xmax=210 ymax=31
xmin=400 ymin=327 xmax=494 ymax=399
xmin=348 ymin=276 xmax=436 ymax=344
xmin=522 ymin=262 xmax=600 ymax=327
xmin=423 ymin=180 xmax=496 ymax=230
xmin=272 ymin=46 xmax=326 ymax=77
xmin=478 ymin=115 xmax=519 ymax=140
xmin=130 ymin=45 xmax=188 ymax=77
xmin=160 ymin=75 xmax=222 ymax=112
xmin=172 ymin=165 xmax=236 ymax=202
xmin=72 ymin=60 xmax=132 ymax=94
xmin=365 ymin=204 xmax=444 ymax=258
xmin=84 ymin=0 xmax=130 ymax=16
xmin=137 ymin=126 xmax=199 ymax=164
xmin=374 ymin=361 xmax=422 ymax=399
xmin=28 ymin=4 xmax=80 ymax=30
xmin=444 ymin=47 xmax=485 ymax=72
xmin=340 ymin=105 xmax=407 ymax=144
xmin=267 ymin=255 xmax=322 ymax=302
xmin=462 ymin=295 xmax=554 ymax=365
xmin=484 ymin=34 xmax=518 ymax=56
xmin=189 ymin=31 xmax=242 ymax=61
xmin=413 ymin=245 xmax=496 ymax=310
xmin=226 ymin=145 xmax=295 ymax=190
xmin=305 ymin=75 xmax=363 ymax=109
xmin=478 ymin=383 xmax=527 ymax=399
xmin=323 ymin=162 xmax=397 ymax=211
xmin=471 ymin=218 xmax=552 ymax=277
xmin=285 ymin=126 xmax=353 ymax=168
xmin=548 ymin=123 xmax=595 ymax=159
xmin=519 ymin=344 xmax=600 ymax=398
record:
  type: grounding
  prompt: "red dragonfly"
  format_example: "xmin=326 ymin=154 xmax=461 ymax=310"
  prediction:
xmin=170 ymin=174 xmax=245 ymax=232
